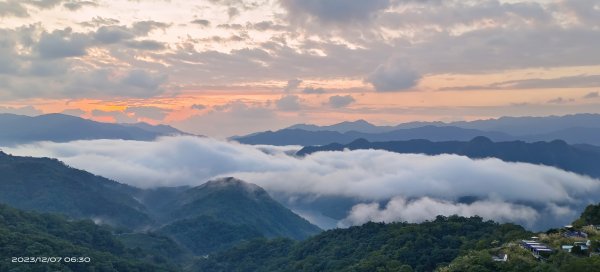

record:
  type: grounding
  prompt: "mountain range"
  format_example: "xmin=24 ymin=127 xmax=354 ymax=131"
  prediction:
xmin=236 ymin=114 xmax=600 ymax=146
xmin=297 ymin=137 xmax=600 ymax=178
xmin=289 ymin=113 xmax=600 ymax=135
xmin=232 ymin=126 xmax=513 ymax=146
xmin=0 ymin=113 xmax=187 ymax=145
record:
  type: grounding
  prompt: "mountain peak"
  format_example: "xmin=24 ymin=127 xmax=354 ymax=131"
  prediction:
xmin=201 ymin=177 xmax=263 ymax=194
xmin=469 ymin=136 xmax=493 ymax=144
xmin=165 ymin=177 xmax=321 ymax=239
xmin=348 ymin=138 xmax=371 ymax=146
xmin=342 ymin=119 xmax=371 ymax=125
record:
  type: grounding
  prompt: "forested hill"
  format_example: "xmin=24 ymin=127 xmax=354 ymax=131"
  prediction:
xmin=438 ymin=202 xmax=600 ymax=272
xmin=0 ymin=151 xmax=152 ymax=229
xmin=153 ymin=177 xmax=321 ymax=240
xmin=297 ymin=137 xmax=600 ymax=178
xmin=194 ymin=216 xmax=530 ymax=272
xmin=573 ymin=203 xmax=600 ymax=227
xmin=0 ymin=204 xmax=177 ymax=271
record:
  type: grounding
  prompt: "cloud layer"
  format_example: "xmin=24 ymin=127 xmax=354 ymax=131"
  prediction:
xmin=3 ymin=136 xmax=599 ymax=230
xmin=340 ymin=197 xmax=540 ymax=228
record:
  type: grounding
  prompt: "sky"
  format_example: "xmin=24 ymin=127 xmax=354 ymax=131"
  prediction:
xmin=0 ymin=0 xmax=599 ymax=137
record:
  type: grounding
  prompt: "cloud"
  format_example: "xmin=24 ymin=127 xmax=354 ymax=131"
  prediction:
xmin=583 ymin=91 xmax=599 ymax=99
xmin=4 ymin=136 xmax=600 ymax=230
xmin=37 ymin=28 xmax=90 ymax=59
xmin=0 ymin=0 xmax=87 ymax=14
xmin=131 ymin=21 xmax=170 ymax=36
xmin=91 ymin=109 xmax=135 ymax=123
xmin=444 ymin=75 xmax=600 ymax=91
xmin=365 ymin=60 xmax=421 ymax=92
xmin=63 ymin=1 xmax=98 ymax=11
xmin=0 ymin=22 xmax=176 ymax=100
xmin=125 ymin=106 xmax=170 ymax=120
xmin=60 ymin=108 xmax=85 ymax=117
xmin=327 ymin=95 xmax=355 ymax=108
xmin=0 ymin=105 xmax=42 ymax=115
xmin=94 ymin=25 xmax=135 ymax=44
xmin=124 ymin=40 xmax=165 ymax=51
xmin=302 ymin=87 xmax=325 ymax=94
xmin=547 ymin=97 xmax=573 ymax=104
xmin=26 ymin=0 xmax=64 ymax=9
xmin=340 ymin=197 xmax=540 ymax=228
xmin=0 ymin=1 xmax=29 ymax=17
xmin=281 ymin=0 xmax=391 ymax=24
xmin=93 ymin=21 xmax=169 ymax=45
xmin=191 ymin=104 xmax=206 ymax=110
xmin=173 ymin=101 xmax=294 ymax=138
xmin=79 ymin=16 xmax=120 ymax=27
xmin=251 ymin=21 xmax=287 ymax=31
xmin=119 ymin=70 xmax=168 ymax=94
xmin=276 ymin=94 xmax=302 ymax=111
xmin=1 ymin=0 xmax=600 ymax=95
xmin=191 ymin=19 xmax=211 ymax=27
xmin=228 ymin=7 xmax=240 ymax=18
xmin=561 ymin=0 xmax=600 ymax=25
xmin=284 ymin=79 xmax=302 ymax=92
xmin=62 ymin=69 xmax=168 ymax=98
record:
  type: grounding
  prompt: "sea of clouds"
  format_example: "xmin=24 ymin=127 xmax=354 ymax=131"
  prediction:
xmin=3 ymin=135 xmax=600 ymax=230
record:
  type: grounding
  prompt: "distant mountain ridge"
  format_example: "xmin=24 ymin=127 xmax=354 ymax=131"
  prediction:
xmin=234 ymin=113 xmax=600 ymax=146
xmin=0 ymin=113 xmax=188 ymax=145
xmin=297 ymin=137 xmax=600 ymax=178
xmin=287 ymin=113 xmax=600 ymax=135
xmin=232 ymin=126 xmax=512 ymax=146
xmin=288 ymin=119 xmax=393 ymax=134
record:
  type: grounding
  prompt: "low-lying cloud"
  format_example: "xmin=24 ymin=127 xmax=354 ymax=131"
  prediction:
xmin=3 ymin=136 xmax=599 ymax=230
xmin=340 ymin=197 xmax=540 ymax=229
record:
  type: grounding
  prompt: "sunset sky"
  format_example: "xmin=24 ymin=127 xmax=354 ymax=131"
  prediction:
xmin=0 ymin=0 xmax=599 ymax=137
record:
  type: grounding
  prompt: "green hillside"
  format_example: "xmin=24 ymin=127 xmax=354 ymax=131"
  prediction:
xmin=438 ymin=246 xmax=600 ymax=272
xmin=0 ymin=204 xmax=176 ymax=272
xmin=158 ymin=215 xmax=262 ymax=255
xmin=0 ymin=151 xmax=152 ymax=229
xmin=573 ymin=203 xmax=600 ymax=228
xmin=194 ymin=216 xmax=530 ymax=272
xmin=438 ymin=203 xmax=600 ymax=272
xmin=154 ymin=177 xmax=321 ymax=240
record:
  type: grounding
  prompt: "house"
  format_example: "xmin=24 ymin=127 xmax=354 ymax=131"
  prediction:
xmin=521 ymin=240 xmax=553 ymax=259
xmin=563 ymin=230 xmax=588 ymax=238
xmin=562 ymin=241 xmax=591 ymax=253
